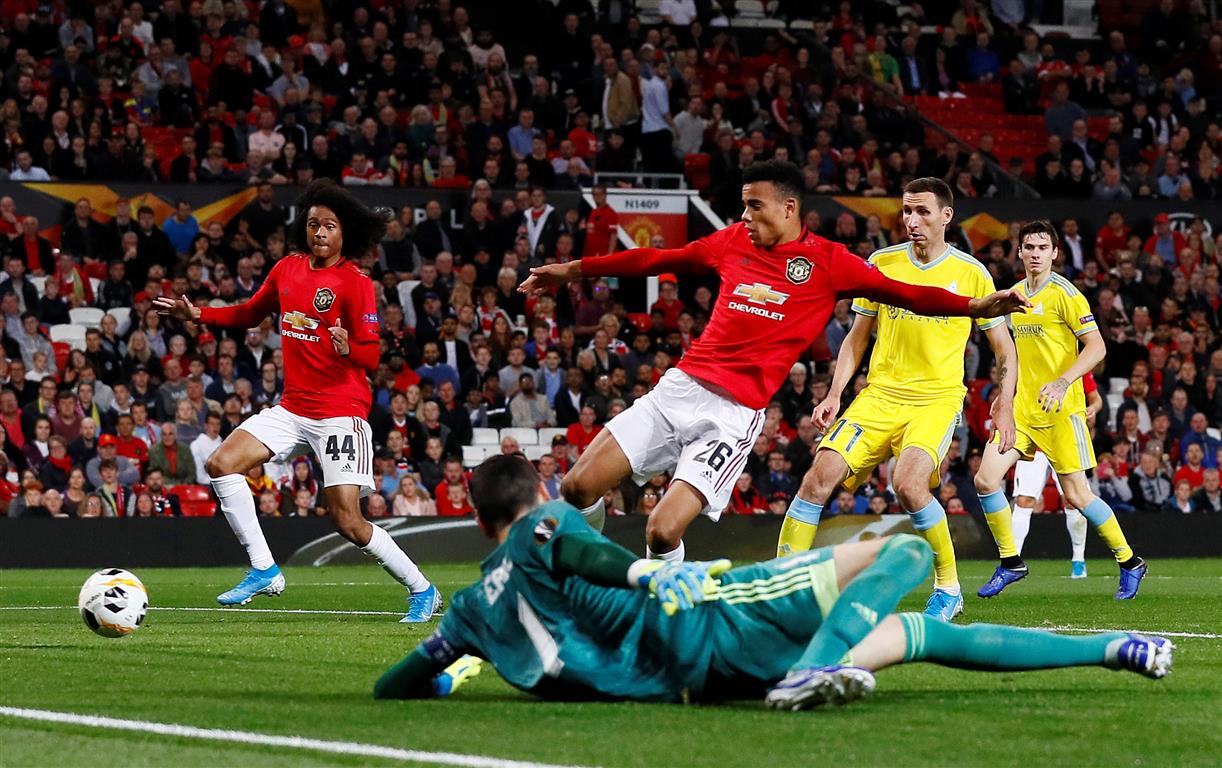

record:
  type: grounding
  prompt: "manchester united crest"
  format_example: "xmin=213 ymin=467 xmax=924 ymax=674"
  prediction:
xmin=313 ymin=287 xmax=336 ymax=313
xmin=786 ymin=256 xmax=812 ymax=284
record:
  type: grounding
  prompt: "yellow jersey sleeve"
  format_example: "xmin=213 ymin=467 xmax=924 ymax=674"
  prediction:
xmin=1063 ymin=289 xmax=1099 ymax=337
xmin=850 ymin=253 xmax=880 ymax=316
xmin=969 ymin=264 xmax=1003 ymax=331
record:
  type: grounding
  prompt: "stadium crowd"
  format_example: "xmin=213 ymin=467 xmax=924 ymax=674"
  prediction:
xmin=0 ymin=1 xmax=1219 ymax=519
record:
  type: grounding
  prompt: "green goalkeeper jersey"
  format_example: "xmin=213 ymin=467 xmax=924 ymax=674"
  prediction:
xmin=430 ymin=501 xmax=713 ymax=702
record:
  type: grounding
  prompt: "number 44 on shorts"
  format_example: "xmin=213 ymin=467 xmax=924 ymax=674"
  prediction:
xmin=325 ymin=434 xmax=357 ymax=463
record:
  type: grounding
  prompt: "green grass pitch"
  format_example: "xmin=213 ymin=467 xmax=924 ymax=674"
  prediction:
xmin=2 ymin=559 xmax=1220 ymax=768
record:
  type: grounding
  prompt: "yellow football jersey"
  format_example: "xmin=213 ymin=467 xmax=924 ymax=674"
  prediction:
xmin=1011 ymin=273 xmax=1098 ymax=427
xmin=852 ymin=243 xmax=1001 ymax=404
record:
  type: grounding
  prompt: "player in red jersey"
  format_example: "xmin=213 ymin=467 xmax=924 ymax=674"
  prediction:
xmin=520 ymin=160 xmax=1030 ymax=560
xmin=155 ymin=181 xmax=441 ymax=622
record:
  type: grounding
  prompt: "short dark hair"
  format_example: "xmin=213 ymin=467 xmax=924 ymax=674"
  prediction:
xmin=1018 ymin=219 xmax=1060 ymax=252
xmin=741 ymin=158 xmax=805 ymax=202
xmin=137 ymin=205 xmax=154 ymax=217
xmin=289 ymin=179 xmax=390 ymax=257
xmin=903 ymin=177 xmax=954 ymax=210
xmin=468 ymin=454 xmax=540 ymax=531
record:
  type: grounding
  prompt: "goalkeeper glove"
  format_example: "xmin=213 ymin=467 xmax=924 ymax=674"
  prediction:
xmin=631 ymin=559 xmax=732 ymax=616
xmin=431 ymin=655 xmax=483 ymax=697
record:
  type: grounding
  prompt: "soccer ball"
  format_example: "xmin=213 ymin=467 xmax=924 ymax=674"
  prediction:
xmin=78 ymin=569 xmax=149 ymax=638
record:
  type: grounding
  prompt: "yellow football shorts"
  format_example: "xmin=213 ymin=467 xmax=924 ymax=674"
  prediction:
xmin=996 ymin=410 xmax=1097 ymax=476
xmin=820 ymin=388 xmax=962 ymax=491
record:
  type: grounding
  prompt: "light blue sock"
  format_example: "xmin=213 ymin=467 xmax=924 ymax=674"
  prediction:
xmin=977 ymin=489 xmax=1008 ymax=513
xmin=909 ymin=498 xmax=946 ymax=531
xmin=785 ymin=497 xmax=824 ymax=524
xmin=1081 ymin=497 xmax=1113 ymax=527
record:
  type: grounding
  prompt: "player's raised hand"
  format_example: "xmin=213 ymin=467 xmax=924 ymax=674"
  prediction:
xmin=968 ymin=288 xmax=1032 ymax=318
xmin=518 ymin=261 xmax=582 ymax=296
xmin=153 ymin=294 xmax=200 ymax=322
xmin=328 ymin=317 xmax=350 ymax=356
xmin=1038 ymin=377 xmax=1071 ymax=414
xmin=811 ymin=395 xmax=841 ymax=432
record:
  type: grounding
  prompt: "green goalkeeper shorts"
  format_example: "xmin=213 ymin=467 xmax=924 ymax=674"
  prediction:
xmin=699 ymin=546 xmax=841 ymax=697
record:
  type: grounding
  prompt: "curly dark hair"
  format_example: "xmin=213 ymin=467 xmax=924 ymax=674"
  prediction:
xmin=288 ymin=180 xmax=391 ymax=258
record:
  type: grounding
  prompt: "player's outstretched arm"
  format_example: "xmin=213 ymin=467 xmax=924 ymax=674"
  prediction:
xmin=518 ymin=260 xmax=583 ymax=297
xmin=159 ymin=268 xmax=281 ymax=330
xmin=518 ymin=240 xmax=717 ymax=297
xmin=833 ymin=248 xmax=1030 ymax=318
xmin=552 ymin=532 xmax=730 ymax=614
xmin=967 ymin=288 xmax=1033 ymax=318
xmin=153 ymin=294 xmax=201 ymax=323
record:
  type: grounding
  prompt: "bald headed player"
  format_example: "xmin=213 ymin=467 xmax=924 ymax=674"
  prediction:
xmin=520 ymin=160 xmax=1029 ymax=561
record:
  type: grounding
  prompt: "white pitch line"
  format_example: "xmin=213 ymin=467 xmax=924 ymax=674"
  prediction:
xmin=0 ymin=706 xmax=595 ymax=768
xmin=0 ymin=582 xmax=394 ymax=589
xmin=1035 ymin=625 xmax=1222 ymax=640
xmin=0 ymin=605 xmax=412 ymax=617
xmin=3 ymin=606 xmax=1219 ymax=639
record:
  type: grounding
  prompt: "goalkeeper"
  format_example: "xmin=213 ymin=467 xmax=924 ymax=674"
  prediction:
xmin=374 ymin=455 xmax=1173 ymax=709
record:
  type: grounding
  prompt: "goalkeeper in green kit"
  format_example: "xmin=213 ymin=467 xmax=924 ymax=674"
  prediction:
xmin=374 ymin=455 xmax=1173 ymax=709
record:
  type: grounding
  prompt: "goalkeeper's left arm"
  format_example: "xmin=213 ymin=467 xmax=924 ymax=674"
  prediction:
xmin=552 ymin=533 xmax=731 ymax=616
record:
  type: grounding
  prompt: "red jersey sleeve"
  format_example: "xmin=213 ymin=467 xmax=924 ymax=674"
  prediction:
xmin=828 ymin=244 xmax=972 ymax=316
xmin=580 ymin=229 xmax=723 ymax=278
xmin=198 ymin=261 xmax=281 ymax=329
xmin=343 ymin=268 xmax=381 ymax=374
xmin=1083 ymin=372 xmax=1097 ymax=394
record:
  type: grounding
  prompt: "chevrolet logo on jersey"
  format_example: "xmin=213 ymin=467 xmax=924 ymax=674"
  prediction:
xmin=282 ymin=311 xmax=322 ymax=341
xmin=729 ymin=282 xmax=789 ymax=321
xmin=732 ymin=282 xmax=790 ymax=305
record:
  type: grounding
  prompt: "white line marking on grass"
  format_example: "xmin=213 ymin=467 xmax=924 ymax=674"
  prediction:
xmin=0 ymin=707 xmax=596 ymax=768
xmin=4 ymin=607 xmax=1218 ymax=638
xmin=0 ymin=582 xmax=393 ymax=589
xmin=1034 ymin=625 xmax=1222 ymax=640
xmin=0 ymin=605 xmax=410 ymax=617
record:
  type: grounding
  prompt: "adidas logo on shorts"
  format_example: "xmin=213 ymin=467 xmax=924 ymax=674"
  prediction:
xmin=341 ymin=464 xmax=352 ymax=472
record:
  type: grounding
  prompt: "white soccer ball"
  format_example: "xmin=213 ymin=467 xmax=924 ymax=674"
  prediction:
xmin=78 ymin=568 xmax=149 ymax=638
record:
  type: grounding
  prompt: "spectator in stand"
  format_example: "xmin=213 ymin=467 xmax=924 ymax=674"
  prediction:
xmin=147 ymin=421 xmax=195 ymax=486
xmin=1162 ymin=479 xmax=1195 ymax=514
xmin=565 ymin=405 xmax=601 ymax=459
xmin=1191 ymin=468 xmax=1222 ymax=513
xmin=729 ymin=471 xmax=769 ymax=515
xmin=1143 ymin=213 xmax=1188 ymax=262
xmin=1045 ymin=81 xmax=1087 ymax=142
xmin=1129 ymin=450 xmax=1172 ymax=513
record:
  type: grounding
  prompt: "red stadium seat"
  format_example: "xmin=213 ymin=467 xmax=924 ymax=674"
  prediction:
xmin=181 ymin=501 xmax=217 ymax=517
xmin=172 ymin=485 xmax=217 ymax=517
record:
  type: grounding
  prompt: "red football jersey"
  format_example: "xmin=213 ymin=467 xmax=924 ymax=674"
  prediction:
xmin=198 ymin=254 xmax=380 ymax=420
xmin=582 ymin=223 xmax=974 ymax=410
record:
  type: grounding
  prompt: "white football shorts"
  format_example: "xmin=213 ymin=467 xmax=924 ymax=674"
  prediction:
xmin=1013 ymin=450 xmax=1063 ymax=499
xmin=606 ymin=368 xmax=764 ymax=520
xmin=238 ymin=405 xmax=375 ymax=496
